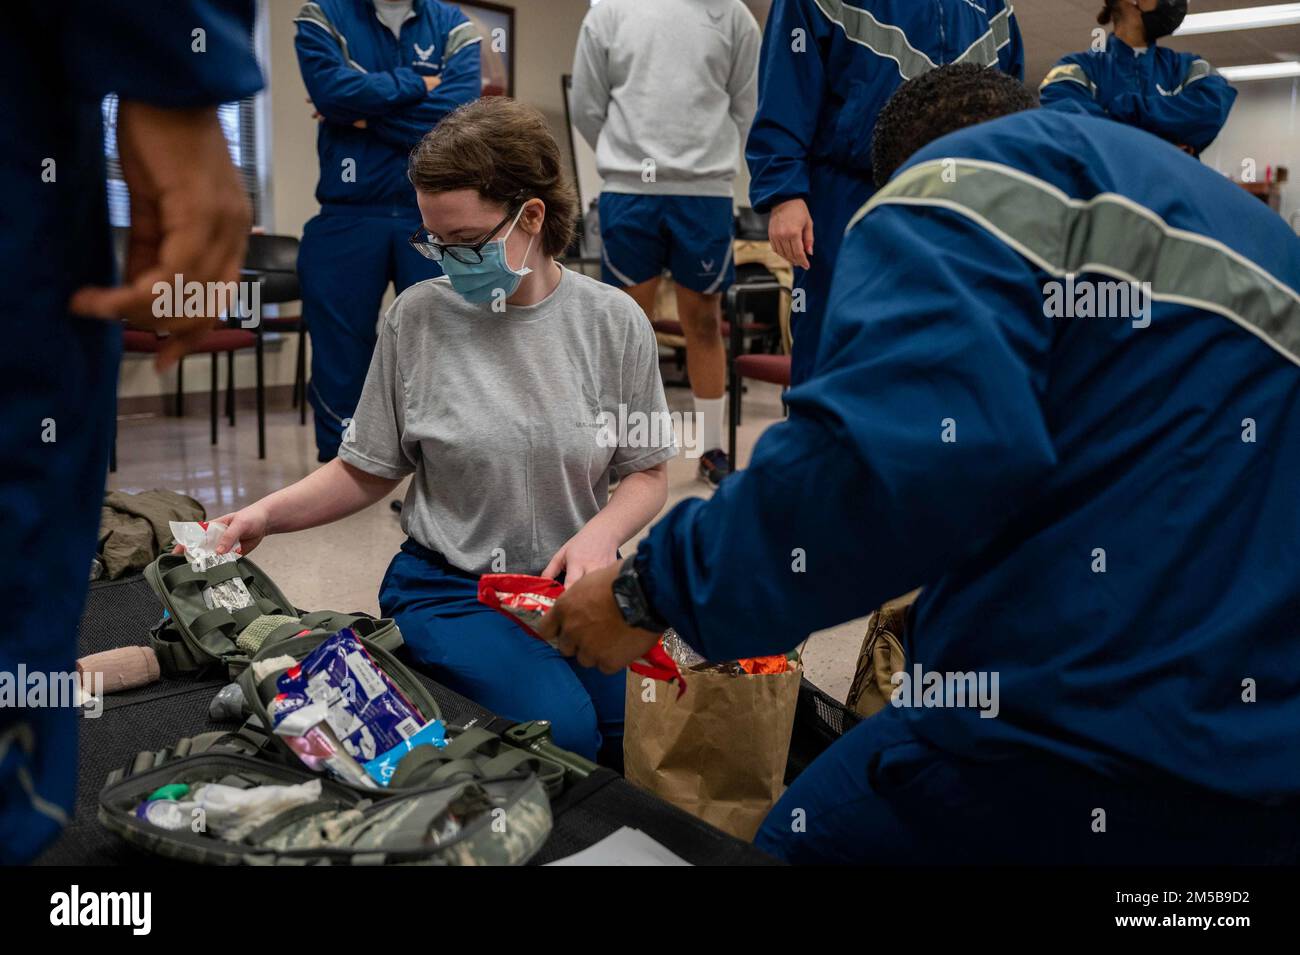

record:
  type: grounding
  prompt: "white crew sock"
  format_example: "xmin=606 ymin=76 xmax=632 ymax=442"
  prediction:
xmin=694 ymin=395 xmax=726 ymax=454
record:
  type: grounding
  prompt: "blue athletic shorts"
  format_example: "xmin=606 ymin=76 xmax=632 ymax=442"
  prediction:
xmin=598 ymin=193 xmax=736 ymax=294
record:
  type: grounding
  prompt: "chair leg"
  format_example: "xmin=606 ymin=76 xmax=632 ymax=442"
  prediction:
xmin=256 ymin=333 xmax=266 ymax=460
xmin=226 ymin=349 xmax=236 ymax=426
xmin=176 ymin=358 xmax=184 ymax=416
xmin=728 ymin=373 xmax=741 ymax=468
xmin=299 ymin=324 xmax=308 ymax=426
xmin=291 ymin=326 xmax=302 ymax=410
xmin=210 ymin=352 xmax=218 ymax=446
xmin=726 ymin=286 xmax=743 ymax=462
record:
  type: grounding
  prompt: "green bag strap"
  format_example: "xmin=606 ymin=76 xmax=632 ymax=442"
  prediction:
xmin=298 ymin=610 xmax=350 ymax=629
xmin=187 ymin=605 xmax=265 ymax=665
xmin=435 ymin=727 xmax=499 ymax=761
xmin=162 ymin=564 xmax=209 ymax=589
xmin=480 ymin=749 xmax=552 ymax=779
xmin=388 ymin=748 xmax=481 ymax=789
xmin=191 ymin=606 xmax=237 ymax=641
xmin=391 ymin=746 xmax=560 ymax=792
xmin=205 ymin=562 xmax=249 ymax=585
xmin=422 ymin=758 xmax=483 ymax=788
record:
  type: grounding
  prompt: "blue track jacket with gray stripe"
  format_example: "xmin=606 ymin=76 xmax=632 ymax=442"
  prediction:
xmin=747 ymin=0 xmax=1023 ymax=212
xmin=639 ymin=108 xmax=1300 ymax=804
xmin=1041 ymin=35 xmax=1236 ymax=155
xmin=1 ymin=0 xmax=262 ymax=864
xmin=295 ymin=0 xmax=481 ymax=209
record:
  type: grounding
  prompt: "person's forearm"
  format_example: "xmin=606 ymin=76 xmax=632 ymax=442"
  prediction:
xmin=589 ymin=464 xmax=668 ymax=548
xmin=261 ymin=459 xmax=401 ymax=536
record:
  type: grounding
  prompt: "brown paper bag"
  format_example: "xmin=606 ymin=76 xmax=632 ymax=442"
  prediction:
xmin=623 ymin=661 xmax=802 ymax=841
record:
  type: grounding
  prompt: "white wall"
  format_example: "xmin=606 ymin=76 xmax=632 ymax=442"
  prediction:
xmin=1202 ymin=78 xmax=1300 ymax=233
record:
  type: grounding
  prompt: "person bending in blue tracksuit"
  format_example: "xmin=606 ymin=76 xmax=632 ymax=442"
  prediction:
xmin=544 ymin=64 xmax=1300 ymax=864
xmin=2 ymin=0 xmax=262 ymax=863
xmin=1041 ymin=1 xmax=1236 ymax=156
xmin=295 ymin=0 xmax=481 ymax=461
xmin=747 ymin=0 xmax=1023 ymax=387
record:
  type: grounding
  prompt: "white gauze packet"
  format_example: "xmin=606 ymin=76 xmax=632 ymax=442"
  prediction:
xmin=169 ymin=520 xmax=254 ymax=613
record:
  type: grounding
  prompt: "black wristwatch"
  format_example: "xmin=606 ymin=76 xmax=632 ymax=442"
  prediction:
xmin=612 ymin=556 xmax=669 ymax=632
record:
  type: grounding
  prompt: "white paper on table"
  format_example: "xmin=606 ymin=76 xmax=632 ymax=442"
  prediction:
xmin=544 ymin=826 xmax=693 ymax=866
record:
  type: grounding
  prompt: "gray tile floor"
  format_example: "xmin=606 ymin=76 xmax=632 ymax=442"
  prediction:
xmin=108 ymin=374 xmax=867 ymax=701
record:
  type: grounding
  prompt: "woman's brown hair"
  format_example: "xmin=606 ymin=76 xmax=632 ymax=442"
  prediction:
xmin=408 ymin=97 xmax=578 ymax=258
xmin=1098 ymin=1 xmax=1119 ymax=25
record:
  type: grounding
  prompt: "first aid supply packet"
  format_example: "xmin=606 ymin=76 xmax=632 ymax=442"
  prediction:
xmin=269 ymin=629 xmax=425 ymax=766
xmin=169 ymin=520 xmax=254 ymax=613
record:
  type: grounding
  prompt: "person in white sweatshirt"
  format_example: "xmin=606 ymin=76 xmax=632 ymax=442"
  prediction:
xmin=571 ymin=0 xmax=761 ymax=487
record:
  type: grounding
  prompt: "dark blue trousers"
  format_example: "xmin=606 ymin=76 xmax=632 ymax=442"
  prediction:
xmin=1 ymin=312 xmax=120 ymax=862
xmin=379 ymin=540 xmax=625 ymax=762
xmin=757 ymin=704 xmax=1300 ymax=865
xmin=299 ymin=204 xmax=442 ymax=461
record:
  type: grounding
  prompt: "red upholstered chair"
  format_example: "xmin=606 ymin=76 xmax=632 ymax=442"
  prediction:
xmin=120 ymin=323 xmax=263 ymax=453
xmin=111 ymin=226 xmax=276 ymax=471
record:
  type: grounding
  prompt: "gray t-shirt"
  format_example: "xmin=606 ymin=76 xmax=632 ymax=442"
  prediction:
xmin=373 ymin=0 xmax=413 ymax=39
xmin=339 ymin=266 xmax=676 ymax=575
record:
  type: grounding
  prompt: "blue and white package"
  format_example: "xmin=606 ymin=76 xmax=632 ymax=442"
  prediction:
xmin=362 ymin=719 xmax=448 ymax=787
xmin=271 ymin=629 xmax=424 ymax=763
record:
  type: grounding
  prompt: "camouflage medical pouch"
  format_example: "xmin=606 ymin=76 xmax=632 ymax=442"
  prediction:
xmin=97 ymin=732 xmax=552 ymax=866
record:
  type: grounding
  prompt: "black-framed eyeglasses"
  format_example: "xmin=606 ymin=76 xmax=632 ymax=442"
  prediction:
xmin=408 ymin=203 xmax=524 ymax=265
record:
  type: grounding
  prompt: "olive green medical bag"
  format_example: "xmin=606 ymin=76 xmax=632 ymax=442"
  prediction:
xmin=143 ymin=552 xmax=402 ymax=680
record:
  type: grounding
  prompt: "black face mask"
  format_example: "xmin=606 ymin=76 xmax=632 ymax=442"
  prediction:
xmin=1141 ymin=0 xmax=1188 ymax=42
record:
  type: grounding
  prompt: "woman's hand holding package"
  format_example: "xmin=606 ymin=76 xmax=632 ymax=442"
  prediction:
xmin=171 ymin=504 xmax=269 ymax=558
xmin=211 ymin=505 xmax=271 ymax=556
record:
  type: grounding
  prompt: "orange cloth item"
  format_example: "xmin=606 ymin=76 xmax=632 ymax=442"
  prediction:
xmin=738 ymin=656 xmax=791 ymax=675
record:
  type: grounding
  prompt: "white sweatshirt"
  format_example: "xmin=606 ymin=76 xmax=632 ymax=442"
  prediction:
xmin=570 ymin=0 xmax=761 ymax=197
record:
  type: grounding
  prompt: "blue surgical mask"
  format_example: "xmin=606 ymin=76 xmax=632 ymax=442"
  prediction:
xmin=440 ymin=205 xmax=535 ymax=305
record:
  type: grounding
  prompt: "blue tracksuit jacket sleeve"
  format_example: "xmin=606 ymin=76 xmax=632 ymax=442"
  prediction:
xmin=1111 ymin=56 xmax=1237 ymax=153
xmin=998 ymin=3 xmax=1025 ymax=81
xmin=369 ymin=29 xmax=482 ymax=152
xmin=295 ymin=12 xmax=428 ymax=124
xmin=1039 ymin=54 xmax=1110 ymax=118
xmin=637 ymin=202 xmax=1057 ymax=660
xmin=66 ymin=0 xmax=262 ymax=106
xmin=746 ymin=0 xmax=832 ymax=212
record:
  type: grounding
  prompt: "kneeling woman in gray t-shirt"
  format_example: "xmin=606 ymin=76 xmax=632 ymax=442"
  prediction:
xmin=208 ymin=99 xmax=675 ymax=761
